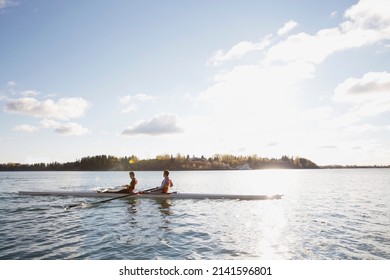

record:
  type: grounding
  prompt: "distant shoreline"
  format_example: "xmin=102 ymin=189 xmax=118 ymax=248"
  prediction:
xmin=1 ymin=166 xmax=389 ymax=171
xmin=320 ymin=165 xmax=390 ymax=169
xmin=1 ymin=154 xmax=389 ymax=171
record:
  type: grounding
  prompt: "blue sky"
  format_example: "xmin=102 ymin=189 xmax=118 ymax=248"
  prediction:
xmin=1 ymin=0 xmax=389 ymax=166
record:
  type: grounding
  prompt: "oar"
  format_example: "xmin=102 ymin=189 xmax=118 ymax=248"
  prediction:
xmin=65 ymin=187 xmax=158 ymax=209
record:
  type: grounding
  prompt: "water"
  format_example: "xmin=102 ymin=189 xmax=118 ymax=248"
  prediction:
xmin=0 ymin=169 xmax=389 ymax=260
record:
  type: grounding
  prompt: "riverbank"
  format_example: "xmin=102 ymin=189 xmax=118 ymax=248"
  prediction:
xmin=0 ymin=154 xmax=320 ymax=171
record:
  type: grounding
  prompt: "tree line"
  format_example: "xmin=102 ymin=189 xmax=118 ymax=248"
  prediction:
xmin=0 ymin=154 xmax=320 ymax=171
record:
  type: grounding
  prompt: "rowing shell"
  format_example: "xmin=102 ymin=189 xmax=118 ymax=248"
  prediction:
xmin=18 ymin=190 xmax=283 ymax=200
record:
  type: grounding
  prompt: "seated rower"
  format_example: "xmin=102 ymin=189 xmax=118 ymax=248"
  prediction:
xmin=121 ymin=171 xmax=138 ymax=193
xmin=105 ymin=171 xmax=138 ymax=193
xmin=149 ymin=170 xmax=173 ymax=194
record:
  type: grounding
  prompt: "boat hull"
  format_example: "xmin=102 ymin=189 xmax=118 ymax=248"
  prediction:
xmin=18 ymin=190 xmax=283 ymax=200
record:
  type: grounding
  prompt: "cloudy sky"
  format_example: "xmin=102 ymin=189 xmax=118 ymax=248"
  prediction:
xmin=1 ymin=0 xmax=389 ymax=166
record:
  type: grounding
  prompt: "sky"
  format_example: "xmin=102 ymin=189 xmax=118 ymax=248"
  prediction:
xmin=0 ymin=0 xmax=390 ymax=166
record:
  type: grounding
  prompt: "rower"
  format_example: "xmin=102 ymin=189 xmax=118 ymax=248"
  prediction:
xmin=121 ymin=171 xmax=138 ymax=193
xmin=101 ymin=171 xmax=138 ymax=193
xmin=150 ymin=170 xmax=173 ymax=194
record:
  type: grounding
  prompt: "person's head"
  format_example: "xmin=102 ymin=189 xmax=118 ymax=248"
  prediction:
xmin=163 ymin=170 xmax=169 ymax=177
xmin=129 ymin=171 xmax=135 ymax=178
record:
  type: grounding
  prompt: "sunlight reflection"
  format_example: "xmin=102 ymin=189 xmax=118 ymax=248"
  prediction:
xmin=254 ymin=202 xmax=288 ymax=259
xmin=253 ymin=170 xmax=301 ymax=258
xmin=247 ymin=170 xmax=298 ymax=259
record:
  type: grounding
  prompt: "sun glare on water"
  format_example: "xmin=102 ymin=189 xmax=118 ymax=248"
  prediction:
xmin=248 ymin=170 xmax=299 ymax=258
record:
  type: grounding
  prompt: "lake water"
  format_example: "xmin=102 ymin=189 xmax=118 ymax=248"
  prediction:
xmin=0 ymin=169 xmax=389 ymax=260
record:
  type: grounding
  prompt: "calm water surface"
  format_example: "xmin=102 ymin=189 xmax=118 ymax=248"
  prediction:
xmin=0 ymin=169 xmax=389 ymax=259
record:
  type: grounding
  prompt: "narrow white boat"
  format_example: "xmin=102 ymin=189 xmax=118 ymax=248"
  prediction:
xmin=18 ymin=190 xmax=283 ymax=200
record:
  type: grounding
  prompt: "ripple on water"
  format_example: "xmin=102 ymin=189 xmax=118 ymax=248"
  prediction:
xmin=1 ymin=170 xmax=390 ymax=259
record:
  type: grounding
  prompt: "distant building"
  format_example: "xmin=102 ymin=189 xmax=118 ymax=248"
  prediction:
xmin=237 ymin=163 xmax=251 ymax=170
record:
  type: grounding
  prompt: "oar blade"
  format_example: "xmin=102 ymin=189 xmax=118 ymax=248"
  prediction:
xmin=65 ymin=201 xmax=92 ymax=210
xmin=65 ymin=204 xmax=80 ymax=210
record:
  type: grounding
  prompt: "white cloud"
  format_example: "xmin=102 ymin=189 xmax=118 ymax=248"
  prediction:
xmin=267 ymin=142 xmax=279 ymax=147
xmin=54 ymin=122 xmax=90 ymax=136
xmin=333 ymin=72 xmax=390 ymax=118
xmin=11 ymin=119 xmax=89 ymax=136
xmin=119 ymin=93 xmax=154 ymax=104
xmin=119 ymin=93 xmax=154 ymax=113
xmin=306 ymin=71 xmax=390 ymax=160
xmin=208 ymin=34 xmax=272 ymax=66
xmin=0 ymin=0 xmax=16 ymax=10
xmin=196 ymin=0 xmax=390 ymax=165
xmin=266 ymin=31 xmax=337 ymax=64
xmin=343 ymin=0 xmax=390 ymax=30
xmin=121 ymin=105 xmax=136 ymax=113
xmin=200 ymin=0 xmax=390 ymax=129
xmin=40 ymin=119 xmax=61 ymax=128
xmin=122 ymin=113 xmax=183 ymax=136
xmin=277 ymin=20 xmax=298 ymax=36
xmin=4 ymin=97 xmax=91 ymax=120
xmin=205 ymin=0 xmax=390 ymax=114
xmin=333 ymin=72 xmax=390 ymax=103
xmin=7 ymin=81 xmax=17 ymax=87
xmin=21 ymin=90 xmax=40 ymax=97
xmin=208 ymin=2 xmax=388 ymax=67
xmin=198 ymin=61 xmax=315 ymax=111
xmin=266 ymin=0 xmax=390 ymax=65
xmin=13 ymin=124 xmax=39 ymax=132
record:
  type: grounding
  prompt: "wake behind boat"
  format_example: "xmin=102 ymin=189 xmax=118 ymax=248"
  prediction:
xmin=18 ymin=190 xmax=283 ymax=200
